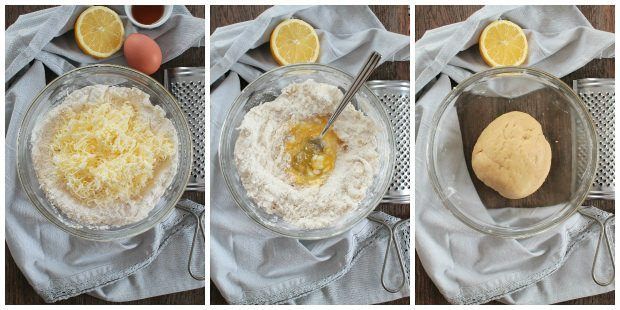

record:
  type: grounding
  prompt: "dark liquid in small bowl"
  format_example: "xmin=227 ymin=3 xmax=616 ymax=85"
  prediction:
xmin=132 ymin=5 xmax=164 ymax=25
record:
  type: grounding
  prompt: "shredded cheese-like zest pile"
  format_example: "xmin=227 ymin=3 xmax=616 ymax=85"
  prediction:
xmin=49 ymin=102 xmax=175 ymax=207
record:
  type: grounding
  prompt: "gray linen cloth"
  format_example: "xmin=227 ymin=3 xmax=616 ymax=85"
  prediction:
xmin=5 ymin=6 xmax=205 ymax=302
xmin=415 ymin=6 xmax=615 ymax=304
xmin=210 ymin=5 xmax=410 ymax=304
xmin=416 ymin=5 xmax=614 ymax=94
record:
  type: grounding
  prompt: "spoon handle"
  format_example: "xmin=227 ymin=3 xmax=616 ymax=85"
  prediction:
xmin=320 ymin=51 xmax=382 ymax=137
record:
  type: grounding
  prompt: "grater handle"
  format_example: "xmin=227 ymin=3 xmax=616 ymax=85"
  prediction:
xmin=187 ymin=209 xmax=206 ymax=281
xmin=579 ymin=209 xmax=615 ymax=286
xmin=368 ymin=214 xmax=408 ymax=293
xmin=176 ymin=200 xmax=206 ymax=281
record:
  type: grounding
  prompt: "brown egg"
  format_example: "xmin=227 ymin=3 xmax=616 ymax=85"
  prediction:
xmin=123 ymin=33 xmax=162 ymax=75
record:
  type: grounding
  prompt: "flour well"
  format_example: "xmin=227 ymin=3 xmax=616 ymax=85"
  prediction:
xmin=234 ymin=80 xmax=380 ymax=229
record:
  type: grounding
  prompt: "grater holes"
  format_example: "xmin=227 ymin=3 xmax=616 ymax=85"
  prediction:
xmin=578 ymin=89 xmax=615 ymax=188
xmin=169 ymin=79 xmax=206 ymax=181
xmin=377 ymin=91 xmax=410 ymax=192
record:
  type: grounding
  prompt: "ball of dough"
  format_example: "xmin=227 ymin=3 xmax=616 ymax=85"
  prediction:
xmin=471 ymin=111 xmax=552 ymax=199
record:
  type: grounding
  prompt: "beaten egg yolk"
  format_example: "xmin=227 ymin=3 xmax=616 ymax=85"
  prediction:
xmin=285 ymin=116 xmax=341 ymax=186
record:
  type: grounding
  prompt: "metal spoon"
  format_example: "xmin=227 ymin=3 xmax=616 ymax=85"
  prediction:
xmin=308 ymin=51 xmax=382 ymax=150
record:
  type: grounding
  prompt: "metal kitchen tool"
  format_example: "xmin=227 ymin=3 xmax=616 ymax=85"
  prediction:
xmin=368 ymin=214 xmax=409 ymax=293
xmin=164 ymin=67 xmax=206 ymax=192
xmin=367 ymin=80 xmax=410 ymax=204
xmin=573 ymin=78 xmax=615 ymax=287
xmin=578 ymin=208 xmax=615 ymax=286
xmin=164 ymin=67 xmax=206 ymax=281
xmin=573 ymin=78 xmax=614 ymax=200
xmin=364 ymin=80 xmax=411 ymax=293
xmin=310 ymin=52 xmax=381 ymax=150
xmin=176 ymin=199 xmax=205 ymax=280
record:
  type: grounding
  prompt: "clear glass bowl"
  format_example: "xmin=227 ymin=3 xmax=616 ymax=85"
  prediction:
xmin=16 ymin=64 xmax=193 ymax=241
xmin=219 ymin=64 xmax=396 ymax=239
xmin=428 ymin=67 xmax=598 ymax=238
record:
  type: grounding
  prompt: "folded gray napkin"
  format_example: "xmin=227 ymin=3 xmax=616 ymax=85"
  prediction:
xmin=210 ymin=5 xmax=410 ymax=304
xmin=5 ymin=5 xmax=205 ymax=302
xmin=6 ymin=5 xmax=204 ymax=83
xmin=415 ymin=5 xmax=614 ymax=94
xmin=210 ymin=5 xmax=409 ymax=85
xmin=415 ymin=5 xmax=615 ymax=304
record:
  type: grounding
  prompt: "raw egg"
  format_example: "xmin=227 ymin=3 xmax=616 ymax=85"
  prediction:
xmin=123 ymin=33 xmax=162 ymax=75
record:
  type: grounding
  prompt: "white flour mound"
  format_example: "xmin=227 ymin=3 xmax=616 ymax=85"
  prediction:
xmin=31 ymin=85 xmax=179 ymax=228
xmin=234 ymin=80 xmax=380 ymax=229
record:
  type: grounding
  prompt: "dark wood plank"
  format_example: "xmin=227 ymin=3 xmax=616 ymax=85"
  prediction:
xmin=415 ymin=5 xmax=614 ymax=305
xmin=5 ymin=5 xmax=205 ymax=305
xmin=210 ymin=5 xmax=410 ymax=305
xmin=415 ymin=5 xmax=481 ymax=41
xmin=5 ymin=5 xmax=56 ymax=28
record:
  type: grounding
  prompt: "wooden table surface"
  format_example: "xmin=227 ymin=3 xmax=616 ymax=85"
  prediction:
xmin=5 ymin=5 xmax=205 ymax=305
xmin=415 ymin=5 xmax=615 ymax=305
xmin=210 ymin=5 xmax=410 ymax=305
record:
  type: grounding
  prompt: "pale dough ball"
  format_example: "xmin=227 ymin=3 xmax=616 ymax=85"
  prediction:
xmin=471 ymin=111 xmax=552 ymax=199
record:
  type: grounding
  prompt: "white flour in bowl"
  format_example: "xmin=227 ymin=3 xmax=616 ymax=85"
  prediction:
xmin=234 ymin=80 xmax=380 ymax=229
xmin=31 ymin=85 xmax=179 ymax=228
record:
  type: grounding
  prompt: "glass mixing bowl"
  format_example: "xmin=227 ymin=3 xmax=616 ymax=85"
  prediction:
xmin=16 ymin=64 xmax=193 ymax=241
xmin=428 ymin=67 xmax=598 ymax=238
xmin=219 ymin=64 xmax=395 ymax=239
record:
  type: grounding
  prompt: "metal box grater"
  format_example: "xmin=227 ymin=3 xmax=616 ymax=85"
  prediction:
xmin=573 ymin=78 xmax=615 ymax=200
xmin=367 ymin=81 xmax=410 ymax=204
xmin=164 ymin=67 xmax=205 ymax=192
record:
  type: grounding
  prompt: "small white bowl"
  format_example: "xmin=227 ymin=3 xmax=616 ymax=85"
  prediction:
xmin=124 ymin=5 xmax=173 ymax=29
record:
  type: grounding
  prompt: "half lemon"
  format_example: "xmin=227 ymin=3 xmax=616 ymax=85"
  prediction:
xmin=479 ymin=20 xmax=528 ymax=67
xmin=74 ymin=6 xmax=124 ymax=59
xmin=270 ymin=19 xmax=320 ymax=66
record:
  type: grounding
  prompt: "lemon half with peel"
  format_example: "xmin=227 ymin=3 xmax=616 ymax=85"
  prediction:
xmin=270 ymin=19 xmax=320 ymax=66
xmin=479 ymin=20 xmax=528 ymax=67
xmin=74 ymin=6 xmax=124 ymax=59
